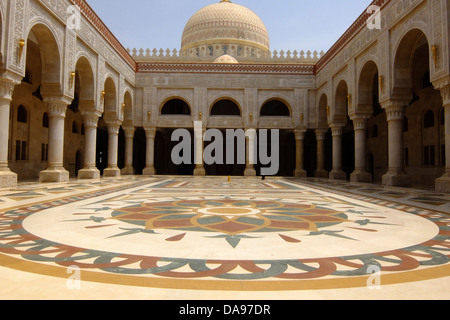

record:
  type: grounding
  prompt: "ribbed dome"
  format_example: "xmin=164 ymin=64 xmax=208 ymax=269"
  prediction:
xmin=181 ymin=0 xmax=270 ymax=53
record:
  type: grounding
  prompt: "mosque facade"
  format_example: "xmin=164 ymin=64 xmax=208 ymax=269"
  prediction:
xmin=0 ymin=0 xmax=449 ymax=192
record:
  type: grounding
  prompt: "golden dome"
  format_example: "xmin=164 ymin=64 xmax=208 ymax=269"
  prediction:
xmin=181 ymin=0 xmax=270 ymax=53
xmin=214 ymin=54 xmax=239 ymax=64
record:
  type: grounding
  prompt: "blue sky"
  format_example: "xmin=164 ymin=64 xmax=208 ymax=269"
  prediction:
xmin=85 ymin=0 xmax=373 ymax=53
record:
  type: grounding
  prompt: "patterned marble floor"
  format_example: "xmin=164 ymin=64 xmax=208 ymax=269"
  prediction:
xmin=0 ymin=176 xmax=449 ymax=300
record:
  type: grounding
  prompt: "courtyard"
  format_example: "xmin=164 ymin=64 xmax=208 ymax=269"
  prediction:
xmin=0 ymin=176 xmax=448 ymax=300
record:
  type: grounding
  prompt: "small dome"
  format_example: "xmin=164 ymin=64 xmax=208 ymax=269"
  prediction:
xmin=181 ymin=0 xmax=270 ymax=53
xmin=214 ymin=54 xmax=239 ymax=64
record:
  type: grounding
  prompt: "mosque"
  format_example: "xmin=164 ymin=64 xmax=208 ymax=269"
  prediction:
xmin=0 ymin=0 xmax=449 ymax=300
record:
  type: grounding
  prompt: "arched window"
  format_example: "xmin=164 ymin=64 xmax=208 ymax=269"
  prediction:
xmin=161 ymin=99 xmax=191 ymax=115
xmin=423 ymin=110 xmax=434 ymax=128
xmin=17 ymin=105 xmax=28 ymax=123
xmin=42 ymin=112 xmax=49 ymax=128
xmin=260 ymin=100 xmax=291 ymax=116
xmin=211 ymin=100 xmax=241 ymax=116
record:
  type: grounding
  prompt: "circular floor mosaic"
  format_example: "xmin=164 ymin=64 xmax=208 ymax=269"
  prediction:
xmin=1 ymin=178 xmax=449 ymax=291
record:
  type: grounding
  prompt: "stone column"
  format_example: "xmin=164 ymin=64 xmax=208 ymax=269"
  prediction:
xmin=0 ymin=78 xmax=18 ymax=188
xmin=78 ymin=111 xmax=101 ymax=179
xmin=39 ymin=97 xmax=71 ymax=183
xmin=103 ymin=120 xmax=122 ymax=177
xmin=315 ymin=129 xmax=328 ymax=178
xmin=294 ymin=129 xmax=307 ymax=178
xmin=194 ymin=124 xmax=206 ymax=176
xmin=143 ymin=127 xmax=156 ymax=176
xmin=329 ymin=124 xmax=346 ymax=180
xmin=382 ymin=103 xmax=411 ymax=187
xmin=350 ymin=115 xmax=372 ymax=183
xmin=244 ymin=129 xmax=256 ymax=176
xmin=436 ymin=85 xmax=450 ymax=192
xmin=121 ymin=126 xmax=135 ymax=175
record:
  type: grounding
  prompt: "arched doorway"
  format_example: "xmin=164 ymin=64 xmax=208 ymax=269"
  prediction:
xmin=392 ymin=28 xmax=442 ymax=187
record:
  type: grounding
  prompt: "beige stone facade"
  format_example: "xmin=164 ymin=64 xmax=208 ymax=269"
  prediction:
xmin=0 ymin=0 xmax=449 ymax=192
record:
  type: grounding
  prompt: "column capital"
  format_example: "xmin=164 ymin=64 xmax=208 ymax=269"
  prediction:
xmin=144 ymin=126 xmax=157 ymax=139
xmin=330 ymin=122 xmax=345 ymax=136
xmin=0 ymin=77 xmax=20 ymax=100
xmin=315 ymin=128 xmax=328 ymax=140
xmin=123 ymin=126 xmax=135 ymax=139
xmin=383 ymin=104 xmax=406 ymax=122
xmin=81 ymin=110 xmax=102 ymax=127
xmin=105 ymin=119 xmax=122 ymax=133
xmin=294 ymin=128 xmax=307 ymax=140
xmin=350 ymin=114 xmax=371 ymax=130
xmin=43 ymin=96 xmax=72 ymax=117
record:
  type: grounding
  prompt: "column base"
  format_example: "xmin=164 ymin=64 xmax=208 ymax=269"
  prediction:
xmin=244 ymin=168 xmax=257 ymax=177
xmin=350 ymin=170 xmax=372 ymax=183
xmin=294 ymin=169 xmax=307 ymax=178
xmin=103 ymin=167 xmax=121 ymax=177
xmin=78 ymin=168 xmax=100 ymax=180
xmin=435 ymin=174 xmax=450 ymax=193
xmin=121 ymin=167 xmax=135 ymax=175
xmin=40 ymin=168 xmax=69 ymax=183
xmin=142 ymin=166 xmax=156 ymax=176
xmin=315 ymin=169 xmax=329 ymax=178
xmin=382 ymin=171 xmax=411 ymax=187
xmin=194 ymin=167 xmax=206 ymax=176
xmin=0 ymin=171 xmax=18 ymax=189
xmin=329 ymin=170 xmax=346 ymax=180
